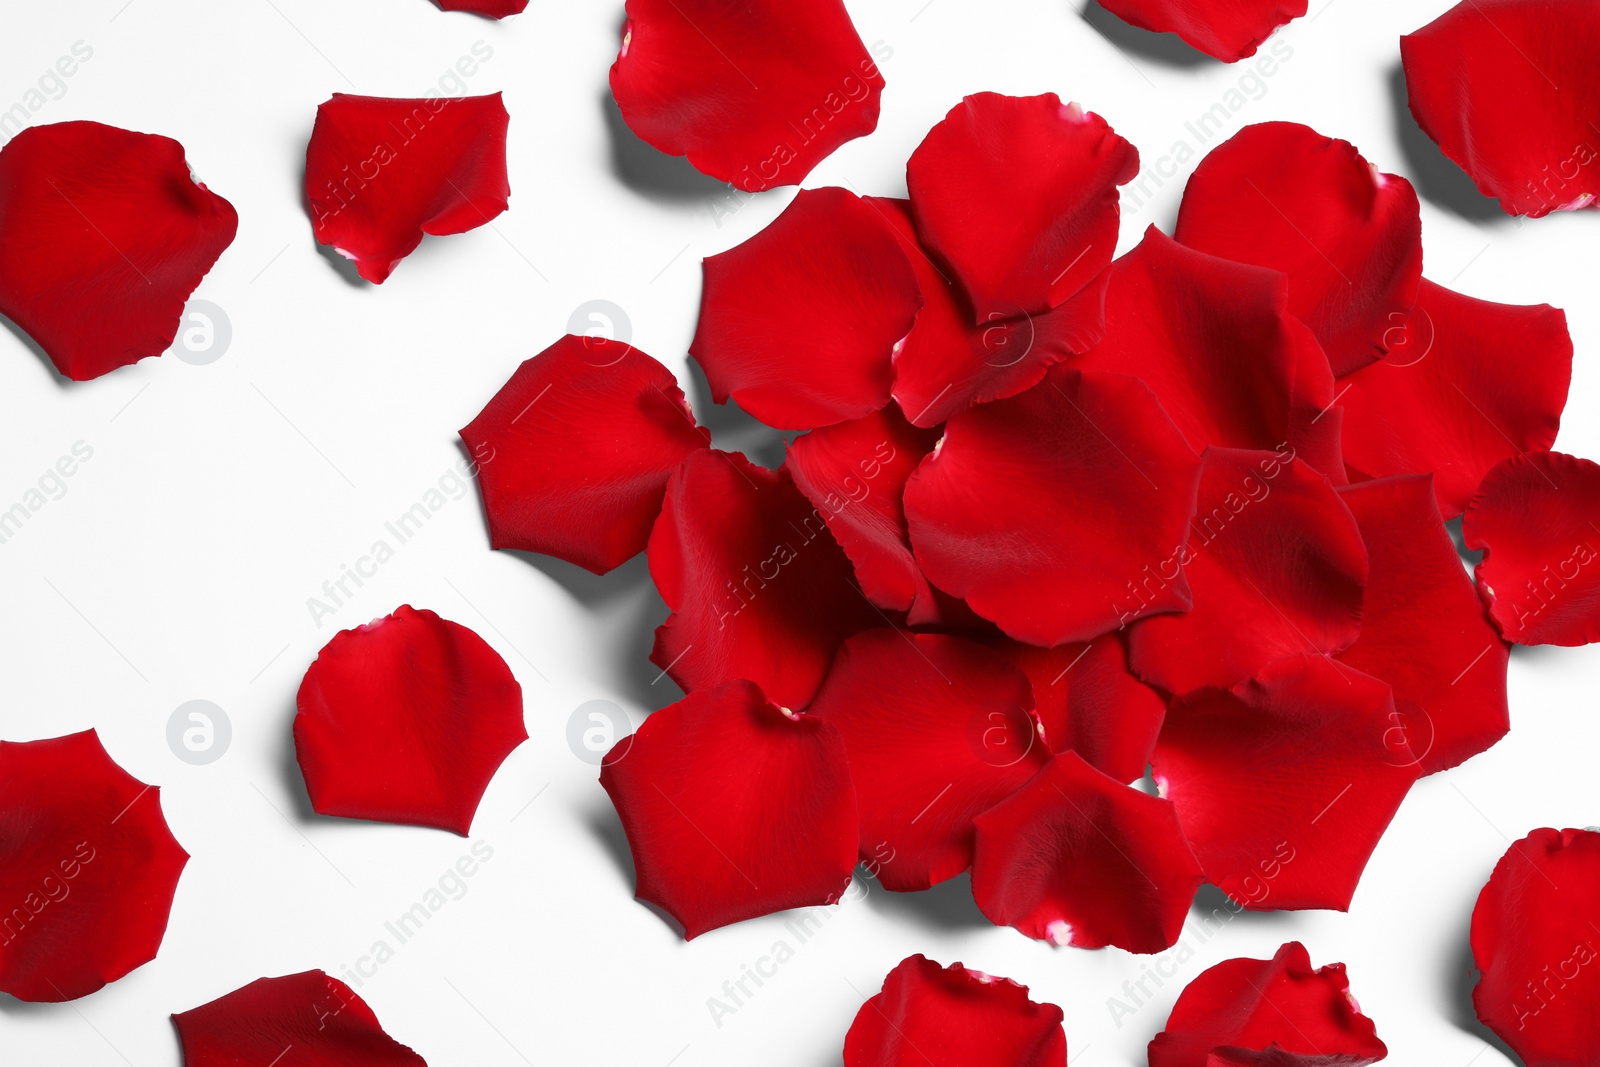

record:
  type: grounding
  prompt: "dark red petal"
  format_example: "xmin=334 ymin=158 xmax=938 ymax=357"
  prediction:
xmin=905 ymin=367 xmax=1202 ymax=645
xmin=0 ymin=121 xmax=237 ymax=381
xmin=434 ymin=0 xmax=525 ymax=15
xmin=0 ymin=730 xmax=188 ymax=1002
xmin=1463 ymin=450 xmax=1600 ymax=646
xmin=1339 ymin=278 xmax=1571 ymax=518
xmin=906 ymin=92 xmax=1138 ymax=323
xmin=1153 ymin=655 xmax=1417 ymax=911
xmin=1472 ymin=827 xmax=1600 ymax=1066
xmin=599 ymin=679 xmax=857 ymax=939
xmin=1077 ymin=227 xmax=1342 ymax=480
xmin=459 ymin=334 xmax=709 ymax=575
xmin=691 ymin=188 xmax=922 ymax=430
xmin=807 ymin=630 xmax=1047 ymax=892
xmin=305 ymin=93 xmax=510 ymax=284
xmin=173 ymin=970 xmax=426 ymax=1066
xmin=1128 ymin=448 xmax=1367 ymax=693
xmin=783 ymin=404 xmax=942 ymax=617
xmin=845 ymin=954 xmax=1067 ymax=1067
xmin=1096 ymin=0 xmax=1306 ymax=61
xmin=649 ymin=449 xmax=879 ymax=709
xmin=971 ymin=752 xmax=1202 ymax=952
xmin=1174 ymin=121 xmax=1422 ymax=377
xmin=1402 ymin=0 xmax=1600 ymax=216
xmin=609 ymin=0 xmax=883 ymax=191
xmin=870 ymin=196 xmax=1109 ymax=428
xmin=985 ymin=632 xmax=1166 ymax=784
xmin=1334 ymin=475 xmax=1509 ymax=773
xmin=295 ymin=605 xmax=527 ymax=835
xmin=1149 ymin=941 xmax=1387 ymax=1067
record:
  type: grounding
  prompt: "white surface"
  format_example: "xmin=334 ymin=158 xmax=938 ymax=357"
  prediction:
xmin=2 ymin=0 xmax=1599 ymax=1064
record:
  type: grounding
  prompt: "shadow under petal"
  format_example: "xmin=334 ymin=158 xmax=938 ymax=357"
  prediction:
xmin=1386 ymin=62 xmax=1506 ymax=222
xmin=1080 ymin=0 xmax=1214 ymax=69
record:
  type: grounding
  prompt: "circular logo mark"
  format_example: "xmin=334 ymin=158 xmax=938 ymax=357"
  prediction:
xmin=1380 ymin=702 xmax=1435 ymax=768
xmin=980 ymin=308 xmax=1037 ymax=369
xmin=568 ymin=299 xmax=633 ymax=367
xmin=1379 ymin=306 xmax=1435 ymax=369
xmin=174 ymin=300 xmax=232 ymax=366
xmin=567 ymin=699 xmax=635 ymax=765
xmin=966 ymin=704 xmax=1040 ymax=769
xmin=167 ymin=700 xmax=232 ymax=765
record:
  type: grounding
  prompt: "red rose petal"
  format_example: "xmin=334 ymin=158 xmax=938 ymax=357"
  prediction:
xmin=1096 ymin=0 xmax=1306 ymax=61
xmin=971 ymin=752 xmax=1203 ymax=952
xmin=1077 ymin=227 xmax=1342 ymax=480
xmin=173 ymin=970 xmax=426 ymax=1066
xmin=0 ymin=121 xmax=237 ymax=381
xmin=1402 ymin=0 xmax=1600 ymax=217
xmin=609 ymin=0 xmax=884 ymax=191
xmin=870 ymin=196 xmax=1109 ymax=428
xmin=844 ymin=954 xmax=1067 ymax=1067
xmin=649 ymin=449 xmax=879 ymax=709
xmin=0 ymin=730 xmax=188 ymax=1002
xmin=1463 ymin=450 xmax=1600 ymax=646
xmin=599 ymin=679 xmax=858 ymax=939
xmin=783 ymin=403 xmax=942 ymax=618
xmin=905 ymin=366 xmax=1202 ymax=646
xmin=1128 ymin=447 xmax=1367 ymax=694
xmin=458 ymin=334 xmax=710 ymax=575
xmin=906 ymin=92 xmax=1138 ymax=323
xmin=1174 ymin=121 xmax=1423 ymax=377
xmin=1153 ymin=655 xmax=1418 ymax=911
xmin=1334 ymin=475 xmax=1509 ymax=774
xmin=1471 ymin=827 xmax=1600 ymax=1067
xmin=807 ymin=630 xmax=1047 ymax=892
xmin=434 ymin=0 xmax=525 ymax=16
xmin=1149 ymin=941 xmax=1388 ymax=1067
xmin=295 ymin=605 xmax=527 ymax=835
xmin=305 ymin=93 xmax=510 ymax=284
xmin=691 ymin=188 xmax=923 ymax=430
xmin=1339 ymin=278 xmax=1571 ymax=518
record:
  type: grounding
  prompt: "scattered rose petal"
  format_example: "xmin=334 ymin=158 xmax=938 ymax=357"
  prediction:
xmin=1402 ymin=0 xmax=1600 ymax=217
xmin=972 ymin=752 xmax=1203 ymax=952
xmin=649 ymin=449 xmax=880 ymax=709
xmin=691 ymin=187 xmax=923 ymax=430
xmin=1339 ymin=278 xmax=1571 ymax=518
xmin=0 ymin=121 xmax=237 ymax=381
xmin=905 ymin=366 xmax=1202 ymax=646
xmin=600 ymin=679 xmax=858 ymax=939
xmin=1148 ymin=941 xmax=1387 ymax=1066
xmin=459 ymin=334 xmax=710 ymax=575
xmin=295 ymin=605 xmax=527 ymax=835
xmin=844 ymin=954 xmax=1067 ymax=1067
xmin=1335 ymin=475 xmax=1509 ymax=774
xmin=808 ymin=630 xmax=1047 ymax=891
xmin=1463 ymin=450 xmax=1600 ymax=646
xmin=173 ymin=969 xmax=426 ymax=1066
xmin=1174 ymin=121 xmax=1423 ymax=377
xmin=1154 ymin=655 xmax=1418 ymax=910
xmin=1471 ymin=827 xmax=1600 ymax=1067
xmin=906 ymin=92 xmax=1138 ymax=323
xmin=305 ymin=93 xmax=510 ymax=283
xmin=609 ymin=0 xmax=884 ymax=191
xmin=0 ymin=730 xmax=188 ymax=1002
xmin=434 ymin=0 xmax=525 ymax=15
xmin=1096 ymin=0 xmax=1307 ymax=61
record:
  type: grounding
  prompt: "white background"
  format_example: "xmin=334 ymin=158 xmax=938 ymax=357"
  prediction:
xmin=2 ymin=0 xmax=1598 ymax=1064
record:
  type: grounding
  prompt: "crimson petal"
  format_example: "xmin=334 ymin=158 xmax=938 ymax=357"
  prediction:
xmin=906 ymin=92 xmax=1138 ymax=323
xmin=600 ymin=680 xmax=857 ymax=939
xmin=295 ymin=605 xmax=527 ymax=835
xmin=173 ymin=970 xmax=426 ymax=1066
xmin=0 ymin=121 xmax=237 ymax=381
xmin=305 ymin=93 xmax=510 ymax=284
xmin=972 ymin=752 xmax=1203 ymax=952
xmin=844 ymin=955 xmax=1067 ymax=1067
xmin=905 ymin=366 xmax=1202 ymax=646
xmin=808 ymin=630 xmax=1047 ymax=891
xmin=434 ymin=0 xmax=525 ymax=15
xmin=1174 ymin=121 xmax=1422 ymax=377
xmin=1154 ymin=656 xmax=1418 ymax=910
xmin=0 ymin=730 xmax=188 ymax=1002
xmin=1339 ymin=278 xmax=1571 ymax=518
xmin=1463 ymin=450 xmax=1600 ymax=646
xmin=1149 ymin=941 xmax=1387 ymax=1066
xmin=1096 ymin=0 xmax=1306 ymax=61
xmin=459 ymin=334 xmax=709 ymax=575
xmin=609 ymin=0 xmax=884 ymax=191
